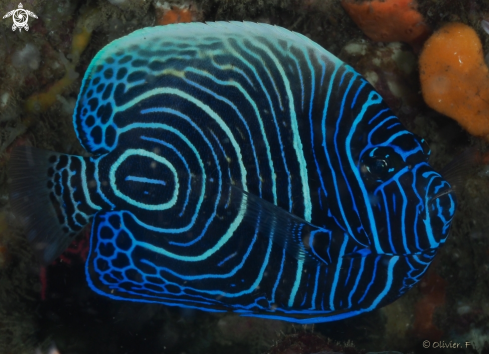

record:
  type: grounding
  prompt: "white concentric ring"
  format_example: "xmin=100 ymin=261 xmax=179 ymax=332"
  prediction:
xmin=109 ymin=148 xmax=179 ymax=210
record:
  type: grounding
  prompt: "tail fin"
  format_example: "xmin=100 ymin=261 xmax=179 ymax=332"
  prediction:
xmin=8 ymin=146 xmax=89 ymax=264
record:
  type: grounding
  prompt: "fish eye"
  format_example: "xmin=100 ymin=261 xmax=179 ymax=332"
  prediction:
xmin=368 ymin=158 xmax=388 ymax=176
xmin=360 ymin=147 xmax=402 ymax=183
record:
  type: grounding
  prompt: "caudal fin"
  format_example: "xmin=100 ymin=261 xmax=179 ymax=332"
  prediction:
xmin=8 ymin=146 xmax=86 ymax=264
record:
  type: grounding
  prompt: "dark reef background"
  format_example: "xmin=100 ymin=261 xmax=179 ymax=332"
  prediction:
xmin=1 ymin=0 xmax=489 ymax=353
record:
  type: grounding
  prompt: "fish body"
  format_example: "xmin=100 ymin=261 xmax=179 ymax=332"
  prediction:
xmin=9 ymin=22 xmax=456 ymax=323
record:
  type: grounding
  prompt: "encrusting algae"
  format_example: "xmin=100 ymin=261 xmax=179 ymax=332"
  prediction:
xmin=23 ymin=7 xmax=99 ymax=115
xmin=419 ymin=22 xmax=489 ymax=141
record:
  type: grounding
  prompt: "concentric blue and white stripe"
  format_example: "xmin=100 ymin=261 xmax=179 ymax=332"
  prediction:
xmin=8 ymin=22 xmax=457 ymax=323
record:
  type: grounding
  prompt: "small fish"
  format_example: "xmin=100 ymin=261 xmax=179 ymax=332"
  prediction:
xmin=8 ymin=22 xmax=456 ymax=323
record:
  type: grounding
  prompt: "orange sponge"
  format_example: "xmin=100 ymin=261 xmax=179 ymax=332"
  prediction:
xmin=341 ymin=0 xmax=431 ymax=51
xmin=156 ymin=3 xmax=197 ymax=26
xmin=419 ymin=22 xmax=489 ymax=139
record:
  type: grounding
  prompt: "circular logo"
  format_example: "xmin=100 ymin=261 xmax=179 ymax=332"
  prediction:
xmin=2 ymin=3 xmax=38 ymax=32
xmin=12 ymin=8 xmax=29 ymax=30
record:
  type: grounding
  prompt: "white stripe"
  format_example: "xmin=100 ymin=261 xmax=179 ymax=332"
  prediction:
xmin=115 ymin=87 xmax=247 ymax=190
xmin=288 ymin=259 xmax=304 ymax=307
xmin=78 ymin=156 xmax=102 ymax=211
xmin=109 ymin=149 xmax=179 ymax=211
xmin=251 ymin=42 xmax=312 ymax=221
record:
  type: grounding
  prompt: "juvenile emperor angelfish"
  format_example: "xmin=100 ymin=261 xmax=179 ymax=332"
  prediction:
xmin=9 ymin=22 xmax=456 ymax=323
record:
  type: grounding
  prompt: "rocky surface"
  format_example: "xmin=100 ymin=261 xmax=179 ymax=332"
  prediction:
xmin=1 ymin=1 xmax=488 ymax=353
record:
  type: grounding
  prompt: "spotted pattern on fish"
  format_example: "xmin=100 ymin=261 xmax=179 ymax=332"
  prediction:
xmin=8 ymin=22 xmax=456 ymax=323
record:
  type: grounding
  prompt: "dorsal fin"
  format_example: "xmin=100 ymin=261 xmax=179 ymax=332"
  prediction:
xmin=72 ymin=21 xmax=344 ymax=155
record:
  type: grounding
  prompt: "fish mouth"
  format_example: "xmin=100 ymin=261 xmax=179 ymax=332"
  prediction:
xmin=427 ymin=183 xmax=457 ymax=223
xmin=432 ymin=187 xmax=454 ymax=201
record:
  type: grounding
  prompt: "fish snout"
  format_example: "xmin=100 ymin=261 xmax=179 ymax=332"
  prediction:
xmin=427 ymin=183 xmax=457 ymax=244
